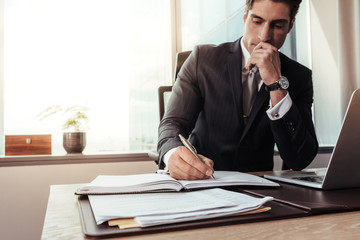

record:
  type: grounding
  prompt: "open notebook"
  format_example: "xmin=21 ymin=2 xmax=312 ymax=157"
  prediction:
xmin=76 ymin=171 xmax=279 ymax=195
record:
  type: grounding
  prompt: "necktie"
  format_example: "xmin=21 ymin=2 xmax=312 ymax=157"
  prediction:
xmin=242 ymin=66 xmax=259 ymax=123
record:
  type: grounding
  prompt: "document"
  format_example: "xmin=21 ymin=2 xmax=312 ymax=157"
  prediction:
xmin=135 ymin=189 xmax=273 ymax=227
xmin=88 ymin=188 xmax=273 ymax=226
xmin=76 ymin=171 xmax=279 ymax=195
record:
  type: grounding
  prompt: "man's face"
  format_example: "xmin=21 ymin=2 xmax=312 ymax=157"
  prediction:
xmin=242 ymin=0 xmax=294 ymax=54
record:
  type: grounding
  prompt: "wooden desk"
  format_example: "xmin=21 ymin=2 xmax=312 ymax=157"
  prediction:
xmin=41 ymin=183 xmax=360 ymax=240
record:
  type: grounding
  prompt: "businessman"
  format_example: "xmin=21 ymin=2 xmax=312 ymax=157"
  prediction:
xmin=157 ymin=0 xmax=318 ymax=180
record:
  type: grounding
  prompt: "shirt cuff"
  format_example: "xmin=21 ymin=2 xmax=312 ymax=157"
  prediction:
xmin=266 ymin=92 xmax=292 ymax=120
xmin=162 ymin=148 xmax=177 ymax=170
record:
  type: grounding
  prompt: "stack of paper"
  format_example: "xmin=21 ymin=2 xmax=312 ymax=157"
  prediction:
xmin=88 ymin=188 xmax=273 ymax=228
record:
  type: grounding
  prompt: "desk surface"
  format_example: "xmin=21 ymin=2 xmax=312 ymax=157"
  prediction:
xmin=41 ymin=182 xmax=360 ymax=240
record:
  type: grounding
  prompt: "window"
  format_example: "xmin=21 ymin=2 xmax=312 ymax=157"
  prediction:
xmin=180 ymin=0 xmax=246 ymax=50
xmin=0 ymin=0 xmax=332 ymax=157
xmin=2 ymin=0 xmax=172 ymax=155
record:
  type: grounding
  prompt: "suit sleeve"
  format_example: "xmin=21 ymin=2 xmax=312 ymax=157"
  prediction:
xmin=270 ymin=69 xmax=319 ymax=170
xmin=157 ymin=46 xmax=203 ymax=169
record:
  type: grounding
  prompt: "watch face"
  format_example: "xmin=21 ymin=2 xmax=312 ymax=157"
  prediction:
xmin=279 ymin=77 xmax=289 ymax=89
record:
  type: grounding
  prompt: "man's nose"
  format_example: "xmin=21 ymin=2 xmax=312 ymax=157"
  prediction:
xmin=258 ymin=25 xmax=272 ymax=42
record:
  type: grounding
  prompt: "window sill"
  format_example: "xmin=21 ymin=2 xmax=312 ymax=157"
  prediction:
xmin=0 ymin=146 xmax=332 ymax=168
xmin=0 ymin=152 xmax=153 ymax=167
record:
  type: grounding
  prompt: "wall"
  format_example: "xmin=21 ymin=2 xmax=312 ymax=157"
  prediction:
xmin=0 ymin=161 xmax=157 ymax=240
xmin=310 ymin=0 xmax=343 ymax=145
xmin=0 ymin=0 xmax=4 ymax=156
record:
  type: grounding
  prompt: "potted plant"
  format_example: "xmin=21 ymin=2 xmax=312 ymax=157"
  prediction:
xmin=37 ymin=105 xmax=89 ymax=154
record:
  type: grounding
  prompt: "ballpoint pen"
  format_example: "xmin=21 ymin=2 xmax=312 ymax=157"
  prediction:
xmin=178 ymin=134 xmax=215 ymax=180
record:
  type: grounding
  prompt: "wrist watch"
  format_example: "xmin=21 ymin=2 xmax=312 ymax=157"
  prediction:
xmin=265 ymin=76 xmax=289 ymax=92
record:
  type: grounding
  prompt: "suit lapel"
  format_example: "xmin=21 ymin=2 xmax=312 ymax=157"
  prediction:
xmin=226 ymin=39 xmax=271 ymax=143
xmin=227 ymin=40 xmax=245 ymax=127
xmin=240 ymin=85 xmax=269 ymax=142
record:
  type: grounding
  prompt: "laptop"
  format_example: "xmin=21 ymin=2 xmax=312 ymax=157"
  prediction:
xmin=265 ymin=89 xmax=360 ymax=190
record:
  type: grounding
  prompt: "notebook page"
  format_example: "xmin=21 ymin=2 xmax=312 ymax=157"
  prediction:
xmin=77 ymin=173 xmax=183 ymax=194
xmin=179 ymin=171 xmax=279 ymax=189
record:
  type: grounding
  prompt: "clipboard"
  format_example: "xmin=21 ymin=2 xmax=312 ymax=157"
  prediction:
xmin=77 ymin=191 xmax=309 ymax=238
xmin=241 ymin=182 xmax=360 ymax=213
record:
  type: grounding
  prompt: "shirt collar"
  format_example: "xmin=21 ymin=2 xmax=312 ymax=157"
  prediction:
xmin=240 ymin=38 xmax=251 ymax=69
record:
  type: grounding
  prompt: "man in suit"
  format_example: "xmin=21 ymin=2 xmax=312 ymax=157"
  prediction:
xmin=157 ymin=0 xmax=318 ymax=180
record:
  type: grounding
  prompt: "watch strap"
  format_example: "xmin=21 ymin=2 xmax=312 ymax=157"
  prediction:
xmin=265 ymin=82 xmax=280 ymax=92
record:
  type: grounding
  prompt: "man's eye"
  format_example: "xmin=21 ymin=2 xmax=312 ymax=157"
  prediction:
xmin=252 ymin=19 xmax=262 ymax=24
xmin=272 ymin=22 xmax=287 ymax=29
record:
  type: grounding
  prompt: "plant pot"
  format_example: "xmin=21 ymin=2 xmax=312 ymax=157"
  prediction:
xmin=63 ymin=132 xmax=86 ymax=154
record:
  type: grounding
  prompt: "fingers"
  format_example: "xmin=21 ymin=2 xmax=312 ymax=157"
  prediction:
xmin=246 ymin=44 xmax=279 ymax=69
xmin=247 ymin=50 xmax=280 ymax=72
xmin=253 ymin=41 xmax=278 ymax=52
xmin=246 ymin=42 xmax=281 ymax=83
xmin=168 ymin=146 xmax=214 ymax=180
xmin=199 ymin=154 xmax=214 ymax=168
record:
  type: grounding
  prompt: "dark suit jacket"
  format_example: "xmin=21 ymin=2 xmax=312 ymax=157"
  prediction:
xmin=157 ymin=38 xmax=318 ymax=172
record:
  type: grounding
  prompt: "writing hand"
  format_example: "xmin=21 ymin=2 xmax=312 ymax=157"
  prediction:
xmin=168 ymin=146 xmax=214 ymax=180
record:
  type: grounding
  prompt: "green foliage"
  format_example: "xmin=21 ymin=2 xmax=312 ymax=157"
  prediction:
xmin=37 ymin=105 xmax=89 ymax=132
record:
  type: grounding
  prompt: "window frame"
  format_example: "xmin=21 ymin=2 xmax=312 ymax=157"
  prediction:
xmin=0 ymin=152 xmax=152 ymax=167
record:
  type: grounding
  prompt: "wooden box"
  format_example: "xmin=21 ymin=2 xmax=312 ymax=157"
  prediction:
xmin=5 ymin=135 xmax=52 ymax=156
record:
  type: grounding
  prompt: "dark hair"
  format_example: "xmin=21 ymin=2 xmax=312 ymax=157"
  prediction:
xmin=245 ymin=0 xmax=302 ymax=21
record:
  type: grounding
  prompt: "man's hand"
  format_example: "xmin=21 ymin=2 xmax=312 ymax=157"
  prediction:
xmin=246 ymin=42 xmax=281 ymax=83
xmin=168 ymin=146 xmax=214 ymax=180
xmin=246 ymin=42 xmax=286 ymax=105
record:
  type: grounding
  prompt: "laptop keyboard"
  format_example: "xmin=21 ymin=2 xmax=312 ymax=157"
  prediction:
xmin=292 ymin=176 xmax=324 ymax=184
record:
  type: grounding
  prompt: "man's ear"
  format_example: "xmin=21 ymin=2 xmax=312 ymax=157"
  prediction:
xmin=243 ymin=9 xmax=248 ymax=24
xmin=288 ymin=18 xmax=295 ymax=33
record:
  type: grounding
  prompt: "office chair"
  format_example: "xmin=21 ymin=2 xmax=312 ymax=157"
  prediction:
xmin=148 ymin=50 xmax=192 ymax=163
xmin=158 ymin=51 xmax=192 ymax=120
